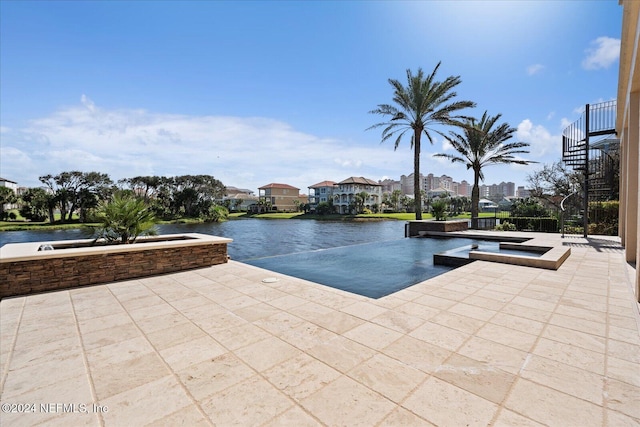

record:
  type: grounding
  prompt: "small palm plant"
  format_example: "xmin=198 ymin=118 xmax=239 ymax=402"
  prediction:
xmin=430 ymin=199 xmax=449 ymax=221
xmin=94 ymin=193 xmax=157 ymax=244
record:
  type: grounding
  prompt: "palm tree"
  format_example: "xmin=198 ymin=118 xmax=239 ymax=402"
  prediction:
xmin=368 ymin=63 xmax=475 ymax=220
xmin=434 ymin=111 xmax=535 ymax=229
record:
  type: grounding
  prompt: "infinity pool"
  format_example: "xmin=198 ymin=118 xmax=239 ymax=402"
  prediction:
xmin=244 ymin=237 xmax=487 ymax=298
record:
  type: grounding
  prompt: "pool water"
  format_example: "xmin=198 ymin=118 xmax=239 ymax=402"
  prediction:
xmin=244 ymin=237 xmax=486 ymax=299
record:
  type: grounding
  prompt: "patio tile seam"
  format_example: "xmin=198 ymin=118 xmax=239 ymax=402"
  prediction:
xmin=0 ymin=296 xmax=25 ymax=394
xmin=68 ymin=289 xmax=106 ymax=427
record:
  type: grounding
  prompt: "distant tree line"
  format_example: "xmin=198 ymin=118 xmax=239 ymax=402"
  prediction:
xmin=15 ymin=171 xmax=227 ymax=223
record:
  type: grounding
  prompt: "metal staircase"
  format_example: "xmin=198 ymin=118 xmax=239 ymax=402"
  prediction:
xmin=562 ymin=101 xmax=618 ymax=236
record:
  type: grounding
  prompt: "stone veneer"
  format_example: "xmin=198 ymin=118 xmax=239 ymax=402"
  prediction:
xmin=0 ymin=233 xmax=231 ymax=299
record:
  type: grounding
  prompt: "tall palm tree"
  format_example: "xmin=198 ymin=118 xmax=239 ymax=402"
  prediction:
xmin=368 ymin=63 xmax=475 ymax=220
xmin=434 ymin=111 xmax=535 ymax=228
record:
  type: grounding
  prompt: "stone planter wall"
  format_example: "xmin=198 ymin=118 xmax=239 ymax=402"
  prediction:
xmin=0 ymin=233 xmax=231 ymax=299
xmin=405 ymin=220 xmax=469 ymax=237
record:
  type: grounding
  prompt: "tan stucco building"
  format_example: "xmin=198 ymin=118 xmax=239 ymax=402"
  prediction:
xmin=617 ymin=0 xmax=640 ymax=301
xmin=257 ymin=183 xmax=306 ymax=212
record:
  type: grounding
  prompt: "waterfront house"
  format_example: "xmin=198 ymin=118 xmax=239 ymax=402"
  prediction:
xmin=254 ymin=183 xmax=303 ymax=212
xmin=307 ymin=180 xmax=336 ymax=212
xmin=333 ymin=177 xmax=383 ymax=214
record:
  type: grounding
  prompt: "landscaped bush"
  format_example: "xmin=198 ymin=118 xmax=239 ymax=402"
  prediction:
xmin=495 ymin=221 xmax=517 ymax=231
xmin=507 ymin=217 xmax=558 ymax=232
xmin=588 ymin=200 xmax=618 ymax=236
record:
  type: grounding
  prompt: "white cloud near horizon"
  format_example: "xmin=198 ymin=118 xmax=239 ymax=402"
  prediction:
xmin=1 ymin=96 xmax=413 ymax=191
xmin=527 ymin=64 xmax=544 ymax=75
xmin=582 ymin=36 xmax=620 ymax=70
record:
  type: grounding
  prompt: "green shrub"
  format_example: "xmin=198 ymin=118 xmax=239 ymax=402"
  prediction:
xmin=94 ymin=193 xmax=157 ymax=244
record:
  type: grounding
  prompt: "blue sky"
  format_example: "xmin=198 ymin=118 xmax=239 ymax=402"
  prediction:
xmin=0 ymin=1 xmax=622 ymax=194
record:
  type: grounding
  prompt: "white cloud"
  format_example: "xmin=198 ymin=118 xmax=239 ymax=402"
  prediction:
xmin=527 ymin=64 xmax=544 ymax=75
xmin=516 ymin=119 xmax=561 ymax=158
xmin=1 ymin=97 xmax=413 ymax=191
xmin=582 ymin=36 xmax=620 ymax=70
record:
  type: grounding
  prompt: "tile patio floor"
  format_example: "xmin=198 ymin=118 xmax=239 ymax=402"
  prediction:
xmin=1 ymin=233 xmax=639 ymax=426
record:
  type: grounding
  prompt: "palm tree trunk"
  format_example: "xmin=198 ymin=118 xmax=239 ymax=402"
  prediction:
xmin=414 ymin=129 xmax=422 ymax=220
xmin=471 ymin=171 xmax=480 ymax=229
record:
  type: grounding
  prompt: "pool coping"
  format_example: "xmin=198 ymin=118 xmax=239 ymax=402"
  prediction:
xmin=421 ymin=231 xmax=571 ymax=270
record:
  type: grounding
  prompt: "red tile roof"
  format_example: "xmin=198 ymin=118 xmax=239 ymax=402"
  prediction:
xmin=258 ymin=183 xmax=300 ymax=190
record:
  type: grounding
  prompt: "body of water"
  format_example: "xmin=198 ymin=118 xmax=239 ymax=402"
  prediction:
xmin=1 ymin=219 xmax=478 ymax=298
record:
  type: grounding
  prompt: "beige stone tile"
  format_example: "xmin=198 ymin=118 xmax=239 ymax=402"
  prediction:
xmin=192 ymin=311 xmax=248 ymax=334
xmin=2 ymin=372 xmax=91 ymax=406
xmin=133 ymin=311 xmax=190 ymax=334
xmin=267 ymin=294 xmax=308 ymax=310
xmin=300 ymin=375 xmax=395 ymax=426
xmin=145 ymin=321 xmax=207 ymax=351
xmin=520 ymin=355 xmax=604 ymax=404
xmin=145 ymin=404 xmax=210 ymax=427
xmin=81 ymin=322 xmax=142 ymax=351
xmin=291 ymin=303 xmax=364 ymax=334
xmin=77 ymin=312 xmax=134 ymax=335
xmin=458 ymin=336 xmax=528 ymax=375
xmin=606 ymin=409 xmax=640 ymax=427
xmin=608 ymin=355 xmax=640 ymax=387
xmin=554 ymin=304 xmax=607 ymax=323
xmin=101 ymin=375 xmax=192 ymax=426
xmin=504 ymin=378 xmax=603 ymax=426
xmin=608 ymin=339 xmax=640 ymax=364
xmin=0 ymin=404 xmax=99 ymax=427
xmin=403 ymin=377 xmax=499 ymax=427
xmin=165 ymin=295 xmax=214 ymax=312
xmin=548 ymin=313 xmax=607 ymax=337
xmin=607 ymin=377 xmax=640 ymax=420
xmin=342 ymin=322 xmax=403 ymax=351
xmin=177 ymin=352 xmax=254 ymax=401
xmin=261 ymin=406 xmax=321 ymax=427
xmin=462 ymin=294 xmax=508 ymax=311
xmin=510 ymin=296 xmax=556 ymax=313
xmin=409 ymin=321 xmax=470 ymax=351
xmin=413 ymin=294 xmax=457 ymax=310
xmin=72 ymin=302 xmax=127 ymax=322
xmin=3 ymin=355 xmax=86 ymax=398
xmin=118 ymin=294 xmax=166 ymax=311
xmin=232 ymin=302 xmax=281 ymax=322
xmin=86 ymin=336 xmax=155 ymax=367
xmin=127 ymin=303 xmax=180 ymax=322
xmin=609 ymin=324 xmax=640 ymax=345
xmin=340 ymin=300 xmax=389 ymax=320
xmin=253 ymin=312 xmax=305 ymax=336
xmin=429 ymin=311 xmax=485 ymax=335
xmin=434 ymin=353 xmax=515 ymax=404
xmin=200 ymin=375 xmax=293 ymax=426
xmin=448 ymin=302 xmax=497 ymax=322
xmin=263 ymin=353 xmax=341 ymax=401
xmin=489 ymin=312 xmax=545 ymax=335
xmin=492 ymin=409 xmax=546 ymax=426
xmin=159 ymin=335 xmax=227 ymax=371
xmin=395 ymin=301 xmax=440 ymax=321
xmin=306 ymin=335 xmax=376 ymax=373
xmin=10 ymin=335 xmax=82 ymax=370
xmin=233 ymin=336 xmax=301 ymax=372
xmin=541 ymin=324 xmax=606 ymax=353
xmin=277 ymin=320 xmax=338 ymax=351
xmin=608 ymin=313 xmax=639 ymax=330
xmin=347 ymin=353 xmax=424 ymax=403
xmin=371 ymin=310 xmax=425 ymax=334
xmin=381 ymin=335 xmax=450 ymax=373
xmin=500 ymin=302 xmax=552 ymax=323
xmin=378 ymin=407 xmax=435 ymax=426
xmin=91 ymin=352 xmax=170 ymax=400
xmin=532 ymin=337 xmax=605 ymax=375
xmin=211 ymin=322 xmax=271 ymax=350
xmin=475 ymin=322 xmax=537 ymax=352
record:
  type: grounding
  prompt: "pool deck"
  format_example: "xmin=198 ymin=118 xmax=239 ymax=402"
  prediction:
xmin=1 ymin=232 xmax=639 ymax=426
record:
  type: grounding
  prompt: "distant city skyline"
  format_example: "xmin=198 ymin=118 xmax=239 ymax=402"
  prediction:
xmin=1 ymin=2 xmax=621 ymax=193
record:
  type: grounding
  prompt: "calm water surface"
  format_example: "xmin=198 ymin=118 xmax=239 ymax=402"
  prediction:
xmin=0 ymin=219 xmax=406 ymax=260
xmin=2 ymin=219 xmax=483 ymax=298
